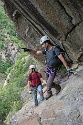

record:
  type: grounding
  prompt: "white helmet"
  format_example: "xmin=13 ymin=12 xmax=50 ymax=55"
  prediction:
xmin=40 ymin=35 xmax=50 ymax=45
xmin=29 ymin=65 xmax=35 ymax=69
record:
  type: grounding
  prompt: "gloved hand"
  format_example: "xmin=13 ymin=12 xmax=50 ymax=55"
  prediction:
xmin=22 ymin=48 xmax=31 ymax=52
xmin=28 ymin=90 xmax=32 ymax=94
xmin=66 ymin=67 xmax=72 ymax=73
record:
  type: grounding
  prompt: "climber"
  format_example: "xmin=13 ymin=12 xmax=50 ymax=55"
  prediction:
xmin=23 ymin=35 xmax=72 ymax=100
xmin=28 ymin=64 xmax=46 ymax=106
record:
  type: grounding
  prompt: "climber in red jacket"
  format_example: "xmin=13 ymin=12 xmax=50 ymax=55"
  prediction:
xmin=28 ymin=65 xmax=46 ymax=106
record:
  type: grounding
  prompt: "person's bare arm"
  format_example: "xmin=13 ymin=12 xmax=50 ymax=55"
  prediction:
xmin=29 ymin=50 xmax=43 ymax=55
xmin=58 ymin=54 xmax=69 ymax=68
xmin=40 ymin=78 xmax=47 ymax=85
xmin=22 ymin=48 xmax=43 ymax=55
xmin=28 ymin=81 xmax=32 ymax=91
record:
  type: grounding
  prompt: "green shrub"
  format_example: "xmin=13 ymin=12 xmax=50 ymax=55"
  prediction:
xmin=0 ymin=4 xmax=38 ymax=123
xmin=0 ymin=60 xmax=12 ymax=74
xmin=0 ymin=84 xmax=22 ymax=121
xmin=0 ymin=42 xmax=4 ymax=49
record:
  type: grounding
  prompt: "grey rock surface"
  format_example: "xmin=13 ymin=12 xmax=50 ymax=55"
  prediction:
xmin=1 ymin=0 xmax=83 ymax=63
xmin=9 ymin=64 xmax=83 ymax=125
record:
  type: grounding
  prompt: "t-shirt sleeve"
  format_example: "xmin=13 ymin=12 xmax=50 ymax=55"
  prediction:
xmin=54 ymin=47 xmax=64 ymax=56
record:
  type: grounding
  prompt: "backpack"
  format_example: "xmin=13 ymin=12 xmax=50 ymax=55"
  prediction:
xmin=52 ymin=45 xmax=65 ymax=67
xmin=54 ymin=45 xmax=72 ymax=63
xmin=54 ymin=45 xmax=65 ymax=54
xmin=29 ymin=72 xmax=41 ymax=86
xmin=44 ymin=45 xmax=65 ymax=67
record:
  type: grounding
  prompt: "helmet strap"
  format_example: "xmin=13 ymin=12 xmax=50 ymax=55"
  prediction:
xmin=45 ymin=42 xmax=49 ymax=50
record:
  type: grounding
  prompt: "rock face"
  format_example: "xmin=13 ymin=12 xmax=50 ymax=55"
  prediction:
xmin=0 ymin=43 xmax=20 ymax=64
xmin=9 ymin=65 xmax=83 ymax=125
xmin=1 ymin=1 xmax=83 ymax=124
xmin=2 ymin=0 xmax=83 ymax=63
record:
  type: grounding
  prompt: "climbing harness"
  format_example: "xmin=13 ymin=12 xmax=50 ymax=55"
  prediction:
xmin=43 ymin=66 xmax=83 ymax=95
xmin=45 ymin=66 xmax=70 ymax=83
xmin=45 ymin=66 xmax=83 ymax=83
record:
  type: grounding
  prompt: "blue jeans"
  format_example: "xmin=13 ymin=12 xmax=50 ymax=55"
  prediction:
xmin=32 ymin=85 xmax=44 ymax=105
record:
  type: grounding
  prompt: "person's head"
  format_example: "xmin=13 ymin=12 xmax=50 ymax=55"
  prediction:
xmin=29 ymin=65 xmax=35 ymax=73
xmin=40 ymin=35 xmax=53 ymax=49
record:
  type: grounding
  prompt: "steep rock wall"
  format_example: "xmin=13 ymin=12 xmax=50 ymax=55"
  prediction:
xmin=2 ymin=0 xmax=83 ymax=63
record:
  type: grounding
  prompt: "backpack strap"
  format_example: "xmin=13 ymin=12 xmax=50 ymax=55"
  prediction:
xmin=52 ymin=46 xmax=63 ymax=68
xmin=52 ymin=45 xmax=65 ymax=56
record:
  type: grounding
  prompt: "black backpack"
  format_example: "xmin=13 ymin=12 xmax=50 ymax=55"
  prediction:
xmin=52 ymin=45 xmax=65 ymax=67
xmin=54 ymin=45 xmax=65 ymax=54
xmin=54 ymin=45 xmax=72 ymax=63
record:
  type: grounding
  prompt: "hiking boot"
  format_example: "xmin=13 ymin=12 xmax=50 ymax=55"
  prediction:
xmin=35 ymin=104 xmax=38 ymax=107
xmin=52 ymin=83 xmax=61 ymax=94
xmin=45 ymin=92 xmax=53 ymax=100
xmin=56 ymin=86 xmax=61 ymax=95
xmin=52 ymin=82 xmax=61 ymax=89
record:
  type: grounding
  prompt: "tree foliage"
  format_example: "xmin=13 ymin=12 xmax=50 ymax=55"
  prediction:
xmin=0 ymin=4 xmax=38 ymax=123
xmin=0 ymin=4 xmax=30 ymax=122
xmin=0 ymin=60 xmax=11 ymax=74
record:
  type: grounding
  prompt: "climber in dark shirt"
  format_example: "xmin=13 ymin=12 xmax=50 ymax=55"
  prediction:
xmin=23 ymin=35 xmax=71 ymax=100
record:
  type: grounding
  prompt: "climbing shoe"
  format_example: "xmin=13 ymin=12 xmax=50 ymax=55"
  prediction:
xmin=45 ymin=92 xmax=53 ymax=100
xmin=56 ymin=89 xmax=60 ymax=95
xmin=52 ymin=82 xmax=61 ymax=95
xmin=56 ymin=86 xmax=61 ymax=95
xmin=52 ymin=82 xmax=61 ymax=89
